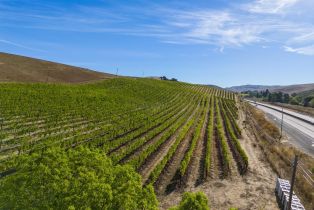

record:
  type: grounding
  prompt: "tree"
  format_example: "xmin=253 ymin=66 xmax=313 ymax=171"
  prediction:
xmin=309 ymin=98 xmax=314 ymax=108
xmin=265 ymin=89 xmax=270 ymax=98
xmin=169 ymin=192 xmax=210 ymax=210
xmin=303 ymin=96 xmax=314 ymax=107
xmin=267 ymin=93 xmax=272 ymax=102
xmin=0 ymin=146 xmax=158 ymax=210
xmin=277 ymin=92 xmax=283 ymax=103
xmin=289 ymin=97 xmax=299 ymax=105
xmin=283 ymin=93 xmax=290 ymax=103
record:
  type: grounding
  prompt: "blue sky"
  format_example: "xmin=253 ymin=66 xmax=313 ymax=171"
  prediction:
xmin=1 ymin=0 xmax=314 ymax=87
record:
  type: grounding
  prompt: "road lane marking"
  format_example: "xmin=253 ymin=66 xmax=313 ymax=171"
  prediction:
xmin=254 ymin=104 xmax=314 ymax=138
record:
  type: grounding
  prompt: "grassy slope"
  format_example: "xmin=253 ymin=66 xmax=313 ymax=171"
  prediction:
xmin=0 ymin=78 xmax=194 ymax=119
xmin=0 ymin=52 xmax=115 ymax=83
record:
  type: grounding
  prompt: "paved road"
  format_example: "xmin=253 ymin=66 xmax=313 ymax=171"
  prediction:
xmin=248 ymin=101 xmax=314 ymax=157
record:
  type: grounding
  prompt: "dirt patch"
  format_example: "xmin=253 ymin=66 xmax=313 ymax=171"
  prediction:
xmin=158 ymin=105 xmax=279 ymax=210
xmin=210 ymin=127 xmax=220 ymax=179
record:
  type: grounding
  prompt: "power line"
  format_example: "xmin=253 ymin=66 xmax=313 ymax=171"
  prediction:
xmin=298 ymin=160 xmax=313 ymax=175
xmin=297 ymin=171 xmax=314 ymax=188
xmin=297 ymin=165 xmax=314 ymax=187
xmin=298 ymin=162 xmax=313 ymax=176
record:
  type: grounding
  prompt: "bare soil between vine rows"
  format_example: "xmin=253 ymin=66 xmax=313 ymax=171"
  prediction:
xmin=157 ymin=108 xmax=279 ymax=210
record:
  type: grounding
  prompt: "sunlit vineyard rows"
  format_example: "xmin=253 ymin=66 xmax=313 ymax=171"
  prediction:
xmin=0 ymin=78 xmax=247 ymax=193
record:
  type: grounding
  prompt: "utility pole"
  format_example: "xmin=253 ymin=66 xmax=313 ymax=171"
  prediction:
xmin=279 ymin=107 xmax=284 ymax=140
xmin=116 ymin=68 xmax=119 ymax=77
xmin=288 ymin=155 xmax=298 ymax=210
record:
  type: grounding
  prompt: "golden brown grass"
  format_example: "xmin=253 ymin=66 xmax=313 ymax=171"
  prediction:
xmin=244 ymin=103 xmax=314 ymax=210
xmin=271 ymin=102 xmax=314 ymax=118
xmin=0 ymin=52 xmax=116 ymax=83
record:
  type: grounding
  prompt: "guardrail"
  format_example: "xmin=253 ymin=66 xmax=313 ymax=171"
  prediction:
xmin=245 ymin=100 xmax=314 ymax=125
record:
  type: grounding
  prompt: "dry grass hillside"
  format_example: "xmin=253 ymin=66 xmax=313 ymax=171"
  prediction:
xmin=228 ymin=84 xmax=314 ymax=94
xmin=272 ymin=84 xmax=314 ymax=94
xmin=0 ymin=52 xmax=115 ymax=83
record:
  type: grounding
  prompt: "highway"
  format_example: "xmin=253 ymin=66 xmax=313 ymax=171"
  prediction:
xmin=247 ymin=100 xmax=314 ymax=157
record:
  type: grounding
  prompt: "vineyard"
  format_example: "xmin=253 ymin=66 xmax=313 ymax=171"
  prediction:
xmin=0 ymin=78 xmax=247 ymax=194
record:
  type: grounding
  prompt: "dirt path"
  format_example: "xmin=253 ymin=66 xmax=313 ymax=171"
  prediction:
xmin=210 ymin=128 xmax=220 ymax=179
xmin=158 ymin=104 xmax=279 ymax=210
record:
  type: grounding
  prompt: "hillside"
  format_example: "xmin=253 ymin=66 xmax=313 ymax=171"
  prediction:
xmin=272 ymin=83 xmax=314 ymax=94
xmin=297 ymin=89 xmax=314 ymax=98
xmin=0 ymin=77 xmax=312 ymax=209
xmin=0 ymin=52 xmax=115 ymax=83
xmin=228 ymin=83 xmax=314 ymax=94
xmin=0 ymin=78 xmax=257 ymax=209
xmin=226 ymin=85 xmax=281 ymax=92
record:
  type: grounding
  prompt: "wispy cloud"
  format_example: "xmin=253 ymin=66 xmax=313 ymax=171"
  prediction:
xmin=1 ymin=0 xmax=314 ymax=55
xmin=147 ymin=6 xmax=314 ymax=50
xmin=0 ymin=39 xmax=45 ymax=52
xmin=284 ymin=45 xmax=314 ymax=55
xmin=244 ymin=0 xmax=300 ymax=14
xmin=156 ymin=9 xmax=265 ymax=46
xmin=289 ymin=32 xmax=314 ymax=43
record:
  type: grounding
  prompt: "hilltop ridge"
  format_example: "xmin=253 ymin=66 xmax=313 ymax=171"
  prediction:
xmin=0 ymin=52 xmax=115 ymax=83
xmin=227 ymin=83 xmax=314 ymax=94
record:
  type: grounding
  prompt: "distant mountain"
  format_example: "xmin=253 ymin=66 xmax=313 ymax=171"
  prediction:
xmin=0 ymin=52 xmax=116 ymax=83
xmin=227 ymin=83 xmax=314 ymax=94
xmin=272 ymin=83 xmax=314 ymax=94
xmin=226 ymin=85 xmax=280 ymax=92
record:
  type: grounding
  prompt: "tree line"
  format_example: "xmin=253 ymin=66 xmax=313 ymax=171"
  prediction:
xmin=243 ymin=89 xmax=314 ymax=108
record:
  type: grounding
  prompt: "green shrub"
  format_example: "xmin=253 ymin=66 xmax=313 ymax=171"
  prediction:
xmin=169 ymin=192 xmax=210 ymax=210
